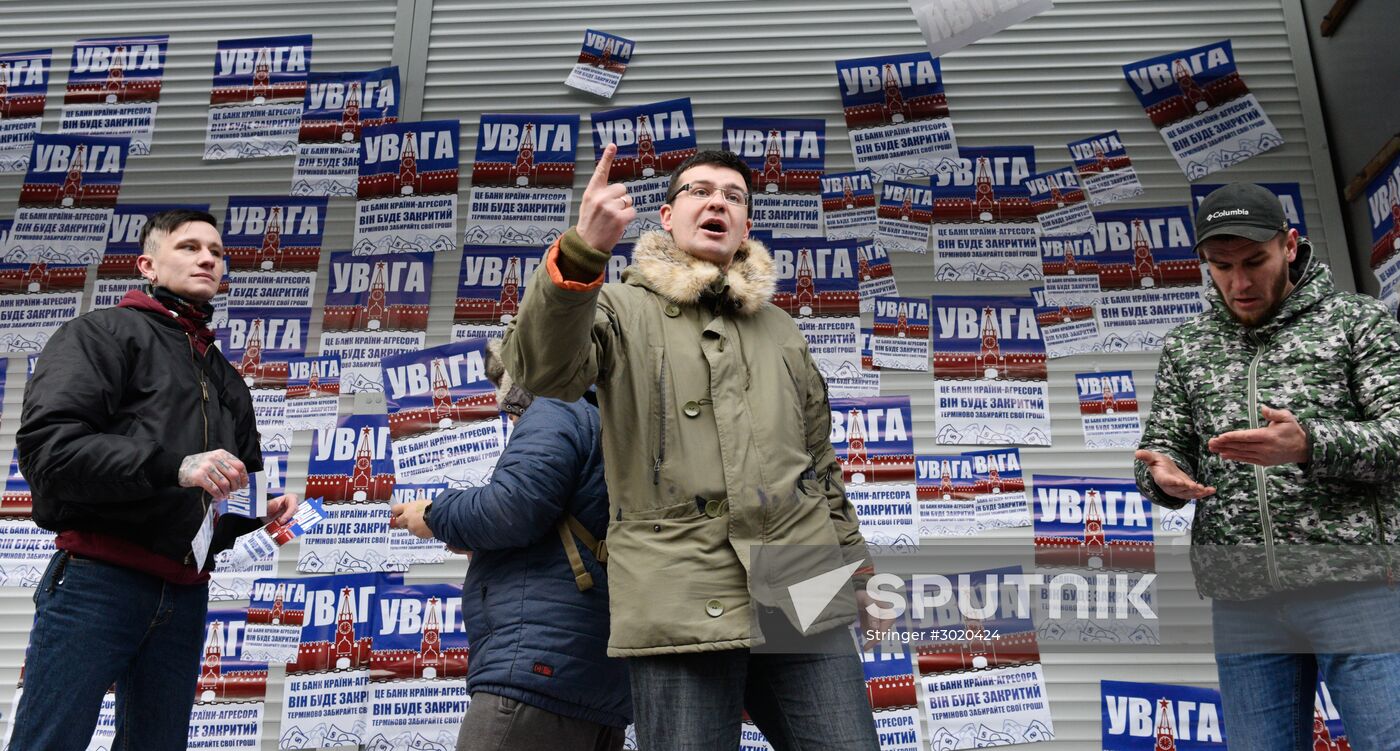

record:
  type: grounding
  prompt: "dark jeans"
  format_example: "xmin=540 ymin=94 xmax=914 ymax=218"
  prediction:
xmin=628 ymin=612 xmax=879 ymax=751
xmin=456 ymin=692 xmax=627 ymax=751
xmin=8 ymin=551 xmax=209 ymax=751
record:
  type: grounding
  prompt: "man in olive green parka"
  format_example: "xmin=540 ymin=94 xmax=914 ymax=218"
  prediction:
xmin=502 ymin=146 xmax=882 ymax=751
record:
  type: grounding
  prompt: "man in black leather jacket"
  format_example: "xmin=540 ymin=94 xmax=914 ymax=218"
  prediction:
xmin=10 ymin=208 xmax=298 ymax=751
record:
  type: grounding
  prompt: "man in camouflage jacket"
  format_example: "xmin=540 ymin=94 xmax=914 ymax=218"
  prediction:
xmin=1135 ymin=183 xmax=1400 ymax=749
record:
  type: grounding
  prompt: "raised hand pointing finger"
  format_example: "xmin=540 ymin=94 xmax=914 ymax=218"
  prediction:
xmin=577 ymin=143 xmax=635 ymax=253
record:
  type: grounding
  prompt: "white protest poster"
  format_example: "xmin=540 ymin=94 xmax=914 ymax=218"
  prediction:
xmin=915 ymin=453 xmax=979 ymax=537
xmin=871 ymin=296 xmax=930 ymax=371
xmin=1123 ymin=40 xmax=1283 ymax=180
xmin=365 ymin=582 xmax=472 ymax=749
xmin=465 ymin=113 xmax=577 ymax=246
xmin=216 ymin=497 xmax=324 ymax=588
xmin=222 ymin=195 xmax=326 ymax=311
xmin=387 ymin=482 xmax=454 ymax=565
xmin=1027 ymin=166 xmax=1093 ymax=238
xmin=931 ymin=294 xmax=1050 ymax=446
xmin=1067 ymin=130 xmax=1143 ymax=206
xmin=302 ymin=415 xmax=402 ymax=573
xmin=929 ymin=146 xmax=1039 ymax=281
xmin=823 ymin=169 xmax=877 ymax=240
xmin=242 ymin=576 xmax=309 ymax=663
xmin=967 ymin=448 xmax=1030 ymax=529
xmin=912 ymin=566 xmax=1055 ymax=748
xmin=723 ymin=117 xmax=826 ymax=237
xmin=830 ymin=397 xmax=916 ymax=489
xmin=589 ymin=97 xmax=697 ymax=239
xmin=0 ymin=261 xmax=86 ymax=353
xmin=1038 ymin=233 xmax=1099 ymax=307
xmin=59 ymin=36 xmax=167 ymax=155
xmin=769 ymin=236 xmax=862 ymax=392
xmin=285 ymin=355 xmax=342 ymax=432
xmin=834 ymin=52 xmax=957 ymax=180
xmin=353 ymin=120 xmax=460 ymax=255
xmin=1075 ymin=370 xmax=1143 ymax=450
xmin=876 ymin=180 xmax=933 ymax=254
xmin=0 ymin=452 xmax=55 ymax=588
xmin=204 ymin=35 xmax=311 ymax=160
xmin=856 ymin=239 xmax=898 ymax=312
xmin=1032 ymin=475 xmax=1158 ymax=645
xmin=1100 ymin=680 xmax=1226 ymax=750
xmin=381 ymin=337 xmax=503 ymax=487
xmin=828 ymin=324 xmax=882 ymax=399
xmin=856 ymin=625 xmax=926 ymax=751
xmin=1091 ymin=206 xmax=1205 ymax=353
xmin=293 ymin=67 xmax=400 ymax=197
xmin=909 ymin=0 xmax=1053 ymax=59
xmin=189 ymin=607 xmax=269 ymax=750
xmin=2 ymin=133 xmax=129 ymax=264
xmin=276 ymin=573 xmax=400 ymax=749
xmin=0 ymin=48 xmax=52 ymax=172
xmin=1362 ymin=155 xmax=1400 ymax=310
xmin=320 ymin=251 xmax=433 ymax=393
xmin=452 ymin=244 xmax=630 ymax=343
xmin=1030 ymin=286 xmax=1100 ymax=358
xmin=564 ymin=29 xmax=635 ymax=98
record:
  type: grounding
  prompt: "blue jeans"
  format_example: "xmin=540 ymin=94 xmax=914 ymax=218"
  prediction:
xmin=8 ymin=551 xmax=209 ymax=751
xmin=1211 ymin=582 xmax=1400 ymax=751
xmin=627 ymin=610 xmax=879 ymax=751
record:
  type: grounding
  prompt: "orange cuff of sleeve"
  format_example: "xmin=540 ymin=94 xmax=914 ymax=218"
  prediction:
xmin=546 ymin=233 xmax=606 ymax=292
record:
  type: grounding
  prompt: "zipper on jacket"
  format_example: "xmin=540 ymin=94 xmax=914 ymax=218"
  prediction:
xmin=1246 ymin=338 xmax=1281 ymax=589
xmin=653 ymin=351 xmax=667 ymax=485
xmin=187 ymin=334 xmax=211 ymax=567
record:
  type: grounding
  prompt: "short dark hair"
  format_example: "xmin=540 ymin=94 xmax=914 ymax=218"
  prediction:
xmin=140 ymin=208 xmax=219 ymax=255
xmin=665 ymin=150 xmax=754 ymax=217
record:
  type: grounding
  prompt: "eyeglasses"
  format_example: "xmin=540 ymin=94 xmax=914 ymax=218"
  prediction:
xmin=669 ymin=182 xmax=750 ymax=207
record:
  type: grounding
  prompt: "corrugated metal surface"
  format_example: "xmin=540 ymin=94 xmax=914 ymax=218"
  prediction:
xmin=0 ymin=0 xmax=1345 ymax=748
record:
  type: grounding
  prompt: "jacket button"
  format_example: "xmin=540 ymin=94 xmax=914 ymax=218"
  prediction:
xmin=683 ymin=401 xmax=701 ymax=418
xmin=665 ymin=303 xmax=681 ymax=318
xmin=704 ymin=499 xmax=725 ymax=518
xmin=705 ymin=599 xmax=724 ymax=617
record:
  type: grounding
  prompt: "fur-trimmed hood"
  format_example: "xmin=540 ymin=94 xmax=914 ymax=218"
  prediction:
xmin=623 ymin=231 xmax=776 ymax=317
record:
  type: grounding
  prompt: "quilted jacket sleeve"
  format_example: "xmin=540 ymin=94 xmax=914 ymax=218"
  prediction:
xmin=429 ymin=400 xmax=589 ymax=551
xmin=1135 ymin=334 xmax=1202 ymax=510
xmin=1302 ymin=299 xmax=1400 ymax=482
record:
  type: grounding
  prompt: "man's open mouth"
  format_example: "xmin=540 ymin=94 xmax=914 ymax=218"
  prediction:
xmin=700 ymin=218 xmax=728 ymax=235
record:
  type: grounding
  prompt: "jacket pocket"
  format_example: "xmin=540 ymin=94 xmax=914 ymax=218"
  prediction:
xmin=478 ymin=584 xmax=494 ymax=634
xmin=622 ymin=498 xmax=703 ymax=522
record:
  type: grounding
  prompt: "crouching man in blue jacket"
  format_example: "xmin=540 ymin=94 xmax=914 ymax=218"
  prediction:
xmin=391 ymin=341 xmax=630 ymax=751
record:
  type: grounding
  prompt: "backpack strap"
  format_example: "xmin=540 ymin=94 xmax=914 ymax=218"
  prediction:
xmin=557 ymin=514 xmax=607 ymax=592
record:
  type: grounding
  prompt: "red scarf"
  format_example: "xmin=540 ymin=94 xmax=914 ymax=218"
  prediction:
xmin=117 ymin=287 xmax=216 ymax=356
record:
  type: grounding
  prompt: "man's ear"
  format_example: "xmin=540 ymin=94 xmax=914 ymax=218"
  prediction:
xmin=1284 ymin=228 xmax=1299 ymax=262
xmin=134 ymin=253 xmax=156 ymax=282
xmin=659 ymin=202 xmax=674 ymax=233
xmin=742 ymin=217 xmax=753 ymax=240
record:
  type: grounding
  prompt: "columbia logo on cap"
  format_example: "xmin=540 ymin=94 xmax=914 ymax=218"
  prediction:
xmin=1206 ymin=209 xmax=1250 ymax=221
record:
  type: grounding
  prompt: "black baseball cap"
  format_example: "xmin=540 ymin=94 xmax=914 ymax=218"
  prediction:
xmin=1194 ymin=183 xmax=1288 ymax=252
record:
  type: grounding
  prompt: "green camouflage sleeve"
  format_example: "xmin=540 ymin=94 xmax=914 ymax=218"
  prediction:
xmin=1302 ymin=300 xmax=1400 ymax=482
xmin=1135 ymin=335 xmax=1201 ymax=510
